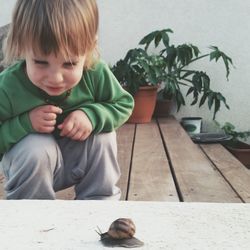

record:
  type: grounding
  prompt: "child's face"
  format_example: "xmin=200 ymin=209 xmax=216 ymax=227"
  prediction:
xmin=25 ymin=50 xmax=86 ymax=96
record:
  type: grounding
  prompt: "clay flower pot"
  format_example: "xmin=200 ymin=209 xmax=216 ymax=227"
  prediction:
xmin=127 ymin=86 xmax=157 ymax=124
xmin=223 ymin=140 xmax=250 ymax=169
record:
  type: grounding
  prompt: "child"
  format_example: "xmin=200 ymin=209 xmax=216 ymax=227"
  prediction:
xmin=0 ymin=0 xmax=134 ymax=200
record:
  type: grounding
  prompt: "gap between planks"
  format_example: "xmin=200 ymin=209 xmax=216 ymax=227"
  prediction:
xmin=158 ymin=117 xmax=243 ymax=203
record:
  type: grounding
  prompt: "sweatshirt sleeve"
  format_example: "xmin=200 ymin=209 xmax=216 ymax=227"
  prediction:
xmin=80 ymin=61 xmax=134 ymax=133
xmin=0 ymin=89 xmax=34 ymax=157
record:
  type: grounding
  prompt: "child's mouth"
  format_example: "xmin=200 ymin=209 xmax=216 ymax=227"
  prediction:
xmin=46 ymin=86 xmax=65 ymax=95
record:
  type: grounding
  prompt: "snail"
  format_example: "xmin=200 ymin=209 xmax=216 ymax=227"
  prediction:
xmin=96 ymin=218 xmax=144 ymax=248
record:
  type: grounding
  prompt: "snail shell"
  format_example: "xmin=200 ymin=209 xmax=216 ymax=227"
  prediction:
xmin=98 ymin=218 xmax=144 ymax=248
xmin=104 ymin=218 xmax=135 ymax=239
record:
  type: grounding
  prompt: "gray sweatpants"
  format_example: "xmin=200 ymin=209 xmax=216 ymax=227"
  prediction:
xmin=1 ymin=132 xmax=121 ymax=200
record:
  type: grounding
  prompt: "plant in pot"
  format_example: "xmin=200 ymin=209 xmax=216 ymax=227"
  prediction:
xmin=111 ymin=48 xmax=166 ymax=123
xmin=111 ymin=28 xmax=233 ymax=123
xmin=138 ymin=29 xmax=234 ymax=120
xmin=217 ymin=121 xmax=250 ymax=168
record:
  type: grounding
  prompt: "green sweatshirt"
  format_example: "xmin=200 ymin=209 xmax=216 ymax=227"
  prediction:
xmin=0 ymin=60 xmax=134 ymax=158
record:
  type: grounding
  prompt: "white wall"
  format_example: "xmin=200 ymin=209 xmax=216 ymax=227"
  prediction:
xmin=1 ymin=0 xmax=250 ymax=133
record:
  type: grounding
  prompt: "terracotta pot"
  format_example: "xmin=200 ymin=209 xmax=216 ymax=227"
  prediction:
xmin=153 ymin=99 xmax=173 ymax=117
xmin=127 ymin=86 xmax=157 ymax=124
xmin=224 ymin=141 xmax=250 ymax=169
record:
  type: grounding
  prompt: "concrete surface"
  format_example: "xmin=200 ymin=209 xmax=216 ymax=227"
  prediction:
xmin=0 ymin=200 xmax=249 ymax=249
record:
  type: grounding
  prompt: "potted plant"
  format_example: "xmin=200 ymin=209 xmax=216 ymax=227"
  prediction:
xmin=139 ymin=29 xmax=234 ymax=120
xmin=217 ymin=121 xmax=250 ymax=168
xmin=181 ymin=117 xmax=203 ymax=134
xmin=111 ymin=48 xmax=165 ymax=123
xmin=111 ymin=28 xmax=234 ymax=123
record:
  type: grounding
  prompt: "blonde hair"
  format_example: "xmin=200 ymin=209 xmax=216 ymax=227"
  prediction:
xmin=4 ymin=0 xmax=99 ymax=69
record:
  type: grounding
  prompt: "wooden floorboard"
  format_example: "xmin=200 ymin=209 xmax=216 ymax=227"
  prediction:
xmin=158 ymin=117 xmax=242 ymax=202
xmin=201 ymin=144 xmax=250 ymax=203
xmin=1 ymin=117 xmax=249 ymax=202
xmin=55 ymin=187 xmax=75 ymax=200
xmin=116 ymin=124 xmax=135 ymax=200
xmin=127 ymin=121 xmax=179 ymax=201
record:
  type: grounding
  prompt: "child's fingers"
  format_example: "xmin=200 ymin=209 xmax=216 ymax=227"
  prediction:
xmin=74 ymin=130 xmax=90 ymax=141
xmin=58 ymin=120 xmax=74 ymax=136
xmin=44 ymin=112 xmax=57 ymax=121
xmin=44 ymin=119 xmax=57 ymax=126
xmin=43 ymin=105 xmax=63 ymax=114
xmin=64 ymin=126 xmax=78 ymax=138
xmin=80 ymin=129 xmax=92 ymax=141
xmin=71 ymin=130 xmax=84 ymax=141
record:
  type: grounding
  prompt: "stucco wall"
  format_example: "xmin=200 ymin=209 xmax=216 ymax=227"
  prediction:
xmin=1 ymin=0 xmax=249 ymax=133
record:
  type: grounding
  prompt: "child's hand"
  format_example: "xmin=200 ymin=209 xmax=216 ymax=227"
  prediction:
xmin=29 ymin=105 xmax=62 ymax=133
xmin=58 ymin=110 xmax=93 ymax=141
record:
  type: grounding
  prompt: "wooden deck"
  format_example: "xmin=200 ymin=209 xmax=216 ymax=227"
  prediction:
xmin=116 ymin=117 xmax=250 ymax=202
xmin=1 ymin=116 xmax=250 ymax=202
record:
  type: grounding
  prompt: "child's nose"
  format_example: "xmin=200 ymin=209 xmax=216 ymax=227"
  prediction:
xmin=47 ymin=70 xmax=63 ymax=83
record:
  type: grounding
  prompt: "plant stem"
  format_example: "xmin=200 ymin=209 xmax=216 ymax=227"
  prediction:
xmin=179 ymin=54 xmax=209 ymax=70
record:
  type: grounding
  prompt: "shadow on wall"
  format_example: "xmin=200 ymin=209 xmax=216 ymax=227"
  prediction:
xmin=0 ymin=23 xmax=10 ymax=72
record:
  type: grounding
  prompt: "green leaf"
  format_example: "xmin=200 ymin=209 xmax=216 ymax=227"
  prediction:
xmin=203 ymin=74 xmax=210 ymax=91
xmin=207 ymin=92 xmax=214 ymax=109
xmin=176 ymin=91 xmax=185 ymax=111
xmin=165 ymin=45 xmax=177 ymax=71
xmin=154 ymin=32 xmax=162 ymax=48
xmin=139 ymin=31 xmax=158 ymax=51
xmin=139 ymin=29 xmax=173 ymax=51
xmin=209 ymin=46 xmax=234 ymax=79
xmin=176 ymin=44 xmax=194 ymax=66
xmin=186 ymin=87 xmax=194 ymax=96
xmin=199 ymin=92 xmax=209 ymax=107
xmin=161 ymin=29 xmax=173 ymax=47
xmin=213 ymin=98 xmax=220 ymax=119
xmin=192 ymin=72 xmax=202 ymax=92
xmin=190 ymin=44 xmax=200 ymax=57
xmin=181 ymin=70 xmax=195 ymax=79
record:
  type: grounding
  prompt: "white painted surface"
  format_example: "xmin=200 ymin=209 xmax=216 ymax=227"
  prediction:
xmin=0 ymin=0 xmax=250 ymax=134
xmin=0 ymin=200 xmax=249 ymax=250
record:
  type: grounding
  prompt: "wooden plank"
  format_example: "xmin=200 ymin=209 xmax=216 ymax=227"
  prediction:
xmin=128 ymin=121 xmax=179 ymax=201
xmin=56 ymin=187 xmax=75 ymax=200
xmin=158 ymin=117 xmax=242 ymax=202
xmin=201 ymin=143 xmax=250 ymax=203
xmin=116 ymin=124 xmax=135 ymax=200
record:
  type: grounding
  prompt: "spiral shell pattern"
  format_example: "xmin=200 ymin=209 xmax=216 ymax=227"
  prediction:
xmin=107 ymin=218 xmax=136 ymax=239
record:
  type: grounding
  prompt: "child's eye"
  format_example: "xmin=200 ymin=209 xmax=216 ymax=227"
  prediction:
xmin=34 ymin=60 xmax=48 ymax=65
xmin=64 ymin=62 xmax=78 ymax=68
xmin=64 ymin=62 xmax=77 ymax=68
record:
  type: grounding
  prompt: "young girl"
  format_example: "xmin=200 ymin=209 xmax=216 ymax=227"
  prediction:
xmin=0 ymin=0 xmax=134 ymax=199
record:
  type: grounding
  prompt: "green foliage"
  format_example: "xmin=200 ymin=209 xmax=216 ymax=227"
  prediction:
xmin=215 ymin=121 xmax=250 ymax=142
xmin=111 ymin=28 xmax=234 ymax=119
xmin=111 ymin=48 xmax=166 ymax=95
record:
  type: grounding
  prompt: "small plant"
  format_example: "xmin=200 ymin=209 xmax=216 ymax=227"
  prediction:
xmin=217 ymin=121 xmax=250 ymax=142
